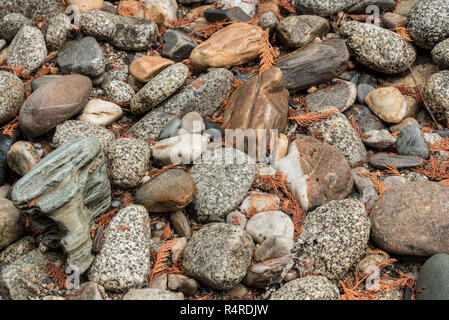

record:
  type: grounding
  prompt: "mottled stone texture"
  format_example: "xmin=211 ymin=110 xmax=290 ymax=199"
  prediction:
xmin=270 ymin=276 xmax=340 ymax=300
xmin=371 ymin=181 xmax=449 ymax=256
xmin=11 ymin=137 xmax=111 ymax=273
xmin=0 ymin=0 xmax=65 ymax=20
xmin=294 ymin=0 xmax=359 ymax=16
xmin=424 ymin=71 xmax=449 ymax=126
xmin=183 ymin=223 xmax=255 ymax=289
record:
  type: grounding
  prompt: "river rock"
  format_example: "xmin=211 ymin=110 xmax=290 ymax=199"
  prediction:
xmin=344 ymin=104 xmax=386 ymax=134
xmin=0 ymin=0 xmax=65 ymax=20
xmin=240 ymin=191 xmax=280 ymax=214
xmin=68 ymin=0 xmax=104 ymax=12
xmin=222 ymin=67 xmax=289 ymax=154
xmin=294 ymin=0 xmax=358 ymax=16
xmin=254 ymin=236 xmax=293 ymax=262
xmin=181 ymin=112 xmax=205 ymax=134
xmin=188 ymin=148 xmax=257 ymax=222
xmin=152 ymin=134 xmax=210 ymax=165
xmin=270 ymin=276 xmax=340 ymax=300
xmin=67 ymin=282 xmax=104 ymax=300
xmin=363 ymin=129 xmax=396 ymax=150
xmin=57 ymin=37 xmax=105 ymax=78
xmin=245 ymin=210 xmax=294 ymax=243
xmin=141 ymin=0 xmax=178 ymax=24
xmin=365 ymin=87 xmax=408 ymax=124
xmin=340 ymin=21 xmax=416 ymax=74
xmin=0 ymin=13 xmax=29 ymax=41
xmin=424 ymin=71 xmax=449 ymax=126
xmin=79 ymin=10 xmax=117 ymax=40
xmin=275 ymin=39 xmax=349 ymax=92
xmin=104 ymin=80 xmax=134 ymax=104
xmin=52 ymin=120 xmax=115 ymax=151
xmin=416 ymin=254 xmax=449 ymax=300
xmin=183 ymin=222 xmax=254 ymax=289
xmin=395 ymin=124 xmax=429 ymax=158
xmin=407 ymin=0 xmax=449 ymax=49
xmin=276 ymin=15 xmax=329 ymax=48
xmin=11 ymin=137 xmax=111 ymax=273
xmin=135 ymin=169 xmax=196 ymax=213
xmin=78 ymin=99 xmax=123 ymax=127
xmin=19 ymin=75 xmax=92 ymax=138
xmin=131 ymin=63 xmax=189 ymax=116
xmin=295 ymin=198 xmax=370 ymax=280
xmin=162 ymin=30 xmax=198 ymax=62
xmin=382 ymin=12 xmax=408 ymax=29
xmin=304 ymin=79 xmax=356 ymax=112
xmin=0 ymin=236 xmax=35 ymax=268
xmin=204 ymin=7 xmax=251 ymax=23
xmin=88 ymin=205 xmax=150 ymax=292
xmin=369 ymin=153 xmax=423 ymax=169
xmin=307 ymin=109 xmax=367 ymax=166
xmin=105 ymin=138 xmax=150 ymax=189
xmin=217 ymin=0 xmax=259 ymax=17
xmin=0 ymin=71 xmax=24 ymax=124
xmin=277 ymin=136 xmax=353 ymax=211
xmin=6 ymin=141 xmax=40 ymax=176
xmin=371 ymin=181 xmax=449 ymax=256
xmin=45 ymin=13 xmax=70 ymax=51
xmin=0 ymin=129 xmax=20 ymax=186
xmin=432 ymin=39 xmax=449 ymax=69
xmin=0 ymin=199 xmax=23 ymax=250
xmin=124 ymin=288 xmax=183 ymax=300
xmin=190 ymin=23 xmax=264 ymax=70
xmin=129 ymin=55 xmax=174 ymax=83
xmin=7 ymin=25 xmax=47 ymax=73
xmin=259 ymin=11 xmax=278 ymax=32
xmin=128 ymin=68 xmax=233 ymax=141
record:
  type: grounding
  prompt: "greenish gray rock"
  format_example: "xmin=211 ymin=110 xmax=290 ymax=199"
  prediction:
xmin=0 ymin=71 xmax=25 ymax=124
xmin=270 ymin=276 xmax=340 ymax=300
xmin=11 ymin=137 xmax=111 ymax=274
xmin=295 ymin=198 xmax=370 ymax=280
xmin=131 ymin=63 xmax=189 ymax=115
xmin=188 ymin=148 xmax=258 ymax=222
xmin=128 ymin=68 xmax=233 ymax=141
xmin=183 ymin=222 xmax=255 ymax=289
xmin=88 ymin=205 xmax=151 ymax=292
xmin=432 ymin=39 xmax=449 ymax=69
xmin=159 ymin=118 xmax=181 ymax=140
xmin=7 ymin=25 xmax=47 ymax=73
xmin=0 ymin=13 xmax=29 ymax=41
xmin=52 ymin=120 xmax=115 ymax=152
xmin=340 ymin=21 xmax=417 ymax=74
xmin=407 ymin=0 xmax=449 ymax=49
xmin=416 ymin=254 xmax=449 ymax=300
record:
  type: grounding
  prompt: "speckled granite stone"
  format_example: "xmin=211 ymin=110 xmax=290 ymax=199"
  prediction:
xmin=407 ymin=0 xmax=449 ymax=49
xmin=0 ymin=0 xmax=65 ymax=20
xmin=424 ymin=71 xmax=449 ymax=126
xmin=0 ymin=236 xmax=35 ymax=269
xmin=88 ymin=205 xmax=151 ymax=292
xmin=0 ymin=71 xmax=24 ymax=124
xmin=307 ymin=108 xmax=367 ymax=166
xmin=7 ymin=25 xmax=47 ymax=73
xmin=0 ymin=13 xmax=29 ymax=41
xmin=79 ymin=10 xmax=117 ymax=40
xmin=131 ymin=63 xmax=189 ymax=115
xmin=294 ymin=0 xmax=358 ymax=16
xmin=276 ymin=15 xmax=329 ymax=49
xmin=183 ymin=223 xmax=254 ymax=289
xmin=52 ymin=120 xmax=115 ymax=151
xmin=105 ymin=138 xmax=151 ymax=189
xmin=340 ymin=21 xmax=417 ymax=74
xmin=304 ymin=79 xmax=356 ymax=113
xmin=295 ymin=198 xmax=370 ymax=281
xmin=188 ymin=148 xmax=258 ymax=222
xmin=45 ymin=13 xmax=70 ymax=51
xmin=432 ymin=39 xmax=449 ymax=69
xmin=104 ymin=81 xmax=135 ymax=104
xmin=124 ymin=288 xmax=184 ymax=300
xmin=270 ymin=276 xmax=340 ymax=300
xmin=128 ymin=68 xmax=233 ymax=141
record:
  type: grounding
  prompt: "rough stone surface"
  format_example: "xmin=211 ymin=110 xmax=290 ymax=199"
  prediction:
xmin=0 ymin=199 xmax=23 ymax=250
xmin=270 ymin=276 xmax=340 ymax=300
xmin=188 ymin=148 xmax=257 ymax=222
xmin=6 ymin=141 xmax=40 ymax=176
xmin=11 ymin=137 xmax=111 ymax=273
xmin=295 ymin=198 xmax=370 ymax=280
xmin=432 ymin=39 xmax=449 ymax=69
xmin=123 ymin=288 xmax=183 ymax=300
xmin=0 ymin=71 xmax=24 ymax=125
xmin=364 ymin=129 xmax=396 ymax=150
xmin=294 ymin=0 xmax=358 ymax=16
xmin=0 ymin=0 xmax=65 ymax=21
xmin=0 ymin=236 xmax=35 ymax=269
xmin=424 ymin=71 xmax=449 ymax=126
xmin=340 ymin=21 xmax=416 ymax=74
xmin=88 ymin=205 xmax=151 ymax=292
xmin=304 ymin=79 xmax=356 ymax=113
xmin=183 ymin=223 xmax=255 ymax=289
xmin=371 ymin=181 xmax=449 ymax=256
xmin=369 ymin=153 xmax=423 ymax=169
xmin=276 ymin=15 xmax=329 ymax=48
xmin=162 ymin=30 xmax=198 ymax=62
xmin=104 ymin=80 xmax=134 ymax=104
xmin=217 ymin=0 xmax=259 ymax=17
xmin=105 ymin=138 xmax=150 ymax=189
xmin=45 ymin=13 xmax=70 ymax=51
xmin=0 ymin=13 xmax=29 ymax=41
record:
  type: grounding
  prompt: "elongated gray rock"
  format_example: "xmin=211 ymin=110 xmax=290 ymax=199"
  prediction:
xmin=275 ymin=39 xmax=349 ymax=92
xmin=11 ymin=137 xmax=111 ymax=274
xmin=128 ymin=68 xmax=233 ymax=141
xmin=294 ymin=0 xmax=359 ymax=16
xmin=0 ymin=0 xmax=65 ymax=20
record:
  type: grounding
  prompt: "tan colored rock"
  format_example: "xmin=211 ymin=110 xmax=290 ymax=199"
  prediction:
xmin=365 ymin=87 xmax=407 ymax=124
xmin=143 ymin=0 xmax=178 ymax=24
xmin=190 ymin=23 xmax=264 ymax=70
xmin=78 ymin=99 xmax=123 ymax=127
xmin=389 ymin=117 xmax=420 ymax=133
xmin=68 ymin=0 xmax=104 ymax=12
xmin=129 ymin=55 xmax=174 ymax=83
xmin=274 ymin=133 xmax=289 ymax=161
xmin=7 ymin=141 xmax=40 ymax=176
xmin=240 ymin=191 xmax=280 ymax=214
xmin=223 ymin=67 xmax=288 ymax=154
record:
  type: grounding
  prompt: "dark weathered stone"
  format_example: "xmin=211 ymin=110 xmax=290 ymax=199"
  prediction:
xmin=275 ymin=39 xmax=349 ymax=92
xmin=344 ymin=104 xmax=386 ymax=133
xmin=204 ymin=7 xmax=251 ymax=22
xmin=11 ymin=137 xmax=111 ymax=273
xmin=0 ymin=128 xmax=20 ymax=186
xmin=369 ymin=153 xmax=424 ymax=169
xmin=162 ymin=30 xmax=198 ymax=62
xmin=416 ymin=254 xmax=449 ymax=300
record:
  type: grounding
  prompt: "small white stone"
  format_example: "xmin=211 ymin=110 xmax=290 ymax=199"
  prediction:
xmin=78 ymin=99 xmax=123 ymax=127
xmin=245 ymin=211 xmax=294 ymax=244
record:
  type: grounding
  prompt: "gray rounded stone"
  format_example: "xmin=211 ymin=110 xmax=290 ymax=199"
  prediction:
xmin=162 ymin=30 xmax=198 ymax=62
xmin=270 ymin=276 xmax=340 ymax=300
xmin=340 ymin=21 xmax=417 ymax=74
xmin=183 ymin=222 xmax=255 ymax=289
xmin=104 ymin=80 xmax=135 ymax=104
xmin=294 ymin=0 xmax=358 ymax=16
xmin=0 ymin=71 xmax=24 ymax=124
xmin=432 ymin=39 xmax=449 ymax=69
xmin=407 ymin=0 xmax=449 ymax=49
xmin=357 ymin=83 xmax=375 ymax=105
xmin=131 ymin=63 xmax=189 ymax=115
xmin=424 ymin=70 xmax=449 ymax=126
xmin=105 ymin=138 xmax=150 ymax=189
xmin=159 ymin=118 xmax=181 ymax=140
xmin=0 ymin=13 xmax=29 ymax=41
xmin=258 ymin=11 xmax=278 ymax=32
xmin=416 ymin=254 xmax=449 ymax=300
xmin=7 ymin=25 xmax=47 ymax=73
xmin=276 ymin=15 xmax=330 ymax=48
xmin=305 ymin=79 xmax=356 ymax=112
xmin=45 ymin=13 xmax=69 ymax=51
xmin=245 ymin=211 xmax=294 ymax=244
xmin=79 ymin=10 xmax=117 ymax=40
xmin=395 ymin=124 xmax=429 ymax=158
xmin=295 ymin=198 xmax=370 ymax=280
